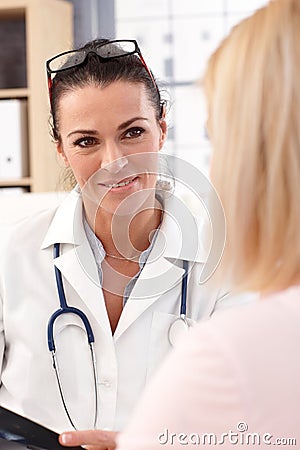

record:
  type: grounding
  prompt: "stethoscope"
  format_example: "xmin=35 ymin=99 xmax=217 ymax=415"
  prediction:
xmin=47 ymin=243 xmax=99 ymax=430
xmin=48 ymin=243 xmax=189 ymax=428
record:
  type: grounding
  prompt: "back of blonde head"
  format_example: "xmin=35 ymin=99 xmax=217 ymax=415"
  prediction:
xmin=205 ymin=0 xmax=300 ymax=293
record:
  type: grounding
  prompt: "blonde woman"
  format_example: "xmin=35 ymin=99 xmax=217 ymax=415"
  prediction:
xmin=60 ymin=0 xmax=300 ymax=448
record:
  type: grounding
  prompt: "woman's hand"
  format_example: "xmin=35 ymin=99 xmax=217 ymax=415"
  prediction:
xmin=59 ymin=429 xmax=118 ymax=450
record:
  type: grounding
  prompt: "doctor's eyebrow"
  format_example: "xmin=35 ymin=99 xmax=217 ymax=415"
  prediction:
xmin=67 ymin=129 xmax=98 ymax=138
xmin=117 ymin=117 xmax=149 ymax=131
xmin=66 ymin=118 xmax=149 ymax=139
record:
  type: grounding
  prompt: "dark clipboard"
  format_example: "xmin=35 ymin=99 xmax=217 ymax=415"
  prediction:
xmin=0 ymin=406 xmax=83 ymax=449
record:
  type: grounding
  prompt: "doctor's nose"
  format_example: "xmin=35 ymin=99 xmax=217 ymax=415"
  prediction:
xmin=101 ymin=143 xmax=128 ymax=174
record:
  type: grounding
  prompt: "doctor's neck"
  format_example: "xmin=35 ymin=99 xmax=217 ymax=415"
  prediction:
xmin=84 ymin=200 xmax=162 ymax=259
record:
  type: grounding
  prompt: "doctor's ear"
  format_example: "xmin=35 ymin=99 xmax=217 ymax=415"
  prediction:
xmin=56 ymin=143 xmax=69 ymax=167
xmin=158 ymin=103 xmax=167 ymax=150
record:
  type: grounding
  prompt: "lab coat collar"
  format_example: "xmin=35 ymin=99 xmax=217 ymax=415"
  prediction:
xmin=157 ymin=193 xmax=209 ymax=263
xmin=41 ymin=188 xmax=209 ymax=260
xmin=41 ymin=187 xmax=84 ymax=249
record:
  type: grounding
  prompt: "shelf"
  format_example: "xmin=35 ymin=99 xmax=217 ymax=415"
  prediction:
xmin=0 ymin=177 xmax=32 ymax=187
xmin=0 ymin=6 xmax=25 ymax=20
xmin=0 ymin=88 xmax=29 ymax=99
xmin=0 ymin=0 xmax=73 ymax=192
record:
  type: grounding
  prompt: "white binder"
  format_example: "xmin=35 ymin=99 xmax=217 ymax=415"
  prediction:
xmin=0 ymin=99 xmax=28 ymax=179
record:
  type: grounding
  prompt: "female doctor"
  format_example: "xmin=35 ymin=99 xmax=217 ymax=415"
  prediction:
xmin=0 ymin=38 xmax=245 ymax=448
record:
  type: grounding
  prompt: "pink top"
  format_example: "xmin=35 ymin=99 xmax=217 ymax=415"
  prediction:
xmin=117 ymin=285 xmax=300 ymax=449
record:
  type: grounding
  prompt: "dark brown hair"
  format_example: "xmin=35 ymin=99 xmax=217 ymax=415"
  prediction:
xmin=50 ymin=38 xmax=163 ymax=142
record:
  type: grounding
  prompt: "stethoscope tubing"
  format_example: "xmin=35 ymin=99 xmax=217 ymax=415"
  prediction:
xmin=48 ymin=242 xmax=98 ymax=429
xmin=180 ymin=259 xmax=189 ymax=316
xmin=47 ymin=243 xmax=95 ymax=352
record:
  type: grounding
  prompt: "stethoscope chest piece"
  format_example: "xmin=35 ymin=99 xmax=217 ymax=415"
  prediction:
xmin=168 ymin=314 xmax=189 ymax=347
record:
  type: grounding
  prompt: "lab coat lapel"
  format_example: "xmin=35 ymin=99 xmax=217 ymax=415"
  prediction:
xmin=114 ymin=194 xmax=207 ymax=340
xmin=114 ymin=254 xmax=184 ymax=340
xmin=41 ymin=188 xmax=112 ymax=336
xmin=53 ymin=244 xmax=112 ymax=336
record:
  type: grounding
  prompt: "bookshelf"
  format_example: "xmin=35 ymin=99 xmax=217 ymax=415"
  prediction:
xmin=0 ymin=0 xmax=73 ymax=192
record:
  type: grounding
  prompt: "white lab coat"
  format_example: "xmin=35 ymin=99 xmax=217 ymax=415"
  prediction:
xmin=0 ymin=188 xmax=250 ymax=434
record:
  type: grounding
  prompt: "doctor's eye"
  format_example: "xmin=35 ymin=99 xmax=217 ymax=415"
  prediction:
xmin=73 ymin=136 xmax=98 ymax=148
xmin=123 ymin=127 xmax=145 ymax=139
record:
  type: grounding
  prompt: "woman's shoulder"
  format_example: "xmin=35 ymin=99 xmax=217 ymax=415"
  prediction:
xmin=187 ymin=285 xmax=300 ymax=367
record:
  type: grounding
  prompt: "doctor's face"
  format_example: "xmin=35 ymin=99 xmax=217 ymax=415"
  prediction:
xmin=56 ymin=81 xmax=167 ymax=214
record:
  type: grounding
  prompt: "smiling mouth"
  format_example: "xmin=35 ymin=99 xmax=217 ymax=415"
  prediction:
xmin=99 ymin=176 xmax=138 ymax=189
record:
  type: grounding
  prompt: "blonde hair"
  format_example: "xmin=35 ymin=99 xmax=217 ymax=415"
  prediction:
xmin=204 ymin=0 xmax=300 ymax=292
